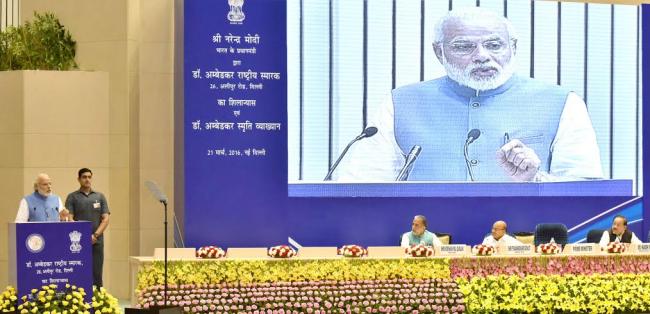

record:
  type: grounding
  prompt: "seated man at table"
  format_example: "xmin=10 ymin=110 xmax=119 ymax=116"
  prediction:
xmin=400 ymin=215 xmax=442 ymax=247
xmin=482 ymin=220 xmax=521 ymax=246
xmin=598 ymin=215 xmax=642 ymax=249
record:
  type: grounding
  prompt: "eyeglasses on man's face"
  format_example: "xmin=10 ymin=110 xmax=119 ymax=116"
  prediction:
xmin=446 ymin=38 xmax=509 ymax=56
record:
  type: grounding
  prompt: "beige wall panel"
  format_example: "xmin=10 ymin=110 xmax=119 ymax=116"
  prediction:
xmin=139 ymin=0 xmax=173 ymax=43
xmin=127 ymin=0 xmax=141 ymax=42
xmin=21 ymin=0 xmax=127 ymax=43
xmin=140 ymin=43 xmax=173 ymax=74
xmin=23 ymin=134 xmax=69 ymax=168
xmin=105 ymin=229 xmax=130 ymax=262
xmin=139 ymin=74 xmax=173 ymax=136
xmin=22 ymin=71 xmax=109 ymax=135
xmin=138 ymin=228 xmax=165 ymax=257
xmin=110 ymin=135 xmax=130 ymax=169
xmin=109 ymin=71 xmax=130 ymax=133
xmin=128 ymin=40 xmax=140 ymax=75
xmin=0 ymin=168 xmax=24 ymax=220
xmin=139 ymin=137 xmax=172 ymax=171
xmin=0 ymin=135 xmax=24 ymax=168
xmin=0 ymin=223 xmax=7 ymax=260
xmin=0 ymin=72 xmax=24 ymax=134
xmin=107 ymin=170 xmax=130 ymax=229
xmin=66 ymin=134 xmax=110 ymax=169
xmin=0 ymin=260 xmax=7 ymax=289
xmin=105 ymin=260 xmax=130 ymax=298
xmin=76 ymin=42 xmax=128 ymax=73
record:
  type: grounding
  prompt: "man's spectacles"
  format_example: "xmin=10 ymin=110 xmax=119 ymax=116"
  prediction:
xmin=446 ymin=39 xmax=509 ymax=56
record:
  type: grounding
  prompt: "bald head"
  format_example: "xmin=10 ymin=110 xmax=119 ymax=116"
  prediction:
xmin=491 ymin=220 xmax=507 ymax=240
xmin=34 ymin=173 xmax=52 ymax=196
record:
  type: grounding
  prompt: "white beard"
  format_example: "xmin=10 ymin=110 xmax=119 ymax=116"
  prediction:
xmin=443 ymin=53 xmax=516 ymax=91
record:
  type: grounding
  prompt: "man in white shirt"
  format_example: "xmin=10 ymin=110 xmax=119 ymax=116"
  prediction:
xmin=400 ymin=215 xmax=442 ymax=247
xmin=598 ymin=215 xmax=642 ymax=249
xmin=482 ymin=220 xmax=521 ymax=246
xmin=333 ymin=7 xmax=602 ymax=182
xmin=15 ymin=173 xmax=70 ymax=222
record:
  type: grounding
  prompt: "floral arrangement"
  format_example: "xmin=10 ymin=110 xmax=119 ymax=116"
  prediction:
xmin=457 ymin=273 xmax=650 ymax=314
xmin=137 ymin=278 xmax=465 ymax=313
xmin=268 ymin=245 xmax=297 ymax=258
xmin=337 ymin=245 xmax=368 ymax=258
xmin=472 ymin=244 xmax=495 ymax=256
xmin=17 ymin=284 xmax=91 ymax=313
xmin=450 ymin=255 xmax=650 ymax=279
xmin=196 ymin=246 xmax=226 ymax=259
xmin=92 ymin=285 xmax=121 ymax=313
xmin=607 ymin=242 xmax=626 ymax=253
xmin=405 ymin=244 xmax=435 ymax=257
xmin=0 ymin=286 xmax=17 ymax=312
xmin=137 ymin=259 xmax=450 ymax=290
xmin=136 ymin=254 xmax=650 ymax=314
xmin=0 ymin=284 xmax=120 ymax=314
xmin=537 ymin=242 xmax=561 ymax=255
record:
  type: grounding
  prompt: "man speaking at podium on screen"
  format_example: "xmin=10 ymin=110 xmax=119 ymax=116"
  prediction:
xmin=333 ymin=7 xmax=602 ymax=182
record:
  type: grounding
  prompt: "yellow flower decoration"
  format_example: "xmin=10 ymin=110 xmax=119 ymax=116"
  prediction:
xmin=457 ymin=273 xmax=650 ymax=314
xmin=137 ymin=258 xmax=450 ymax=289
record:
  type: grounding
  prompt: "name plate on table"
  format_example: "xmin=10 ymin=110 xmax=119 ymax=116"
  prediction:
xmin=631 ymin=243 xmax=650 ymax=254
xmin=436 ymin=245 xmax=470 ymax=256
xmin=565 ymin=243 xmax=599 ymax=254
xmin=500 ymin=244 xmax=534 ymax=255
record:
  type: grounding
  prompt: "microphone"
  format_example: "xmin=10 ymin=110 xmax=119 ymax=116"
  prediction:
xmin=396 ymin=145 xmax=422 ymax=181
xmin=355 ymin=126 xmax=378 ymax=140
xmin=463 ymin=129 xmax=481 ymax=181
xmin=145 ymin=180 xmax=168 ymax=205
xmin=323 ymin=127 xmax=378 ymax=181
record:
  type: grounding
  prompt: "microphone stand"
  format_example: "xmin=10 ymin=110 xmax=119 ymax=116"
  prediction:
xmin=396 ymin=163 xmax=416 ymax=181
xmin=464 ymin=139 xmax=476 ymax=181
xmin=324 ymin=137 xmax=361 ymax=181
xmin=324 ymin=127 xmax=377 ymax=181
xmin=323 ymin=137 xmax=360 ymax=181
xmin=396 ymin=146 xmax=422 ymax=181
xmin=163 ymin=200 xmax=168 ymax=306
xmin=145 ymin=181 xmax=170 ymax=307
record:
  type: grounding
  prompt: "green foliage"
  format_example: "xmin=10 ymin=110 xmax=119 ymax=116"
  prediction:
xmin=0 ymin=12 xmax=77 ymax=71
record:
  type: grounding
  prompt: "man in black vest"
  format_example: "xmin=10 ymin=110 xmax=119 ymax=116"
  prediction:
xmin=598 ymin=215 xmax=642 ymax=249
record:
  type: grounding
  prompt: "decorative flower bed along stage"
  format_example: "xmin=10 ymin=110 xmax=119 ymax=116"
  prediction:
xmin=457 ymin=274 xmax=650 ymax=314
xmin=449 ymin=254 xmax=650 ymax=279
xmin=136 ymin=259 xmax=450 ymax=290
xmin=138 ymin=279 xmax=465 ymax=313
xmin=135 ymin=254 xmax=650 ymax=313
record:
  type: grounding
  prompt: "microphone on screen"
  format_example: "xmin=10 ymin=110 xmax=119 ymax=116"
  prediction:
xmin=464 ymin=129 xmax=481 ymax=181
xmin=323 ymin=127 xmax=378 ymax=181
xmin=396 ymin=145 xmax=422 ymax=181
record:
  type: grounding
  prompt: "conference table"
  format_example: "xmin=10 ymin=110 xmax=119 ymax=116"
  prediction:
xmin=130 ymin=246 xmax=650 ymax=313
